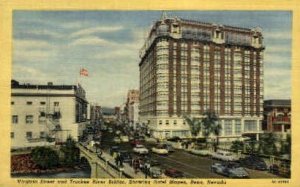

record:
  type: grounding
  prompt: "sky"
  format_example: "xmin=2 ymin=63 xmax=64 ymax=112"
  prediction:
xmin=13 ymin=11 xmax=292 ymax=107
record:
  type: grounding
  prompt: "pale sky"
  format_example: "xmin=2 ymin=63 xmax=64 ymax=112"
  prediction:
xmin=13 ymin=11 xmax=292 ymax=107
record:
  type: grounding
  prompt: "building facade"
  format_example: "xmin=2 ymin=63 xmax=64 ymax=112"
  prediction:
xmin=126 ymin=90 xmax=140 ymax=128
xmin=90 ymin=104 xmax=102 ymax=125
xmin=11 ymin=80 xmax=88 ymax=149
xmin=263 ymin=100 xmax=291 ymax=138
xmin=139 ymin=14 xmax=264 ymax=140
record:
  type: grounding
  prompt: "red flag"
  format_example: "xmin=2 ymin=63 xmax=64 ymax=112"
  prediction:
xmin=80 ymin=68 xmax=88 ymax=76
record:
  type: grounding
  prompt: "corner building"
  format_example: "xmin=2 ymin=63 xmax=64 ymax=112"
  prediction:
xmin=139 ymin=14 xmax=264 ymax=141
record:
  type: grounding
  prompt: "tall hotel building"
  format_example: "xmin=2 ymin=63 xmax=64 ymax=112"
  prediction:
xmin=139 ymin=14 xmax=264 ymax=141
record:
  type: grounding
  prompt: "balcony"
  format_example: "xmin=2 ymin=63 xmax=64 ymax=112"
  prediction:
xmin=272 ymin=116 xmax=290 ymax=125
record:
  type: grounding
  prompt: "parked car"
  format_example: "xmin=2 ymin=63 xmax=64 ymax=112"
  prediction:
xmin=165 ymin=168 xmax=185 ymax=178
xmin=211 ymin=162 xmax=249 ymax=178
xmin=108 ymin=127 xmax=113 ymax=133
xmin=109 ymin=146 xmax=120 ymax=156
xmin=113 ymin=137 xmax=121 ymax=143
xmin=211 ymin=150 xmax=239 ymax=161
xmin=189 ymin=148 xmax=211 ymax=156
xmin=161 ymin=144 xmax=175 ymax=153
xmin=149 ymin=166 xmax=163 ymax=178
xmin=120 ymin=135 xmax=129 ymax=142
xmin=116 ymin=130 xmax=121 ymax=135
xmin=269 ymin=161 xmax=290 ymax=177
xmin=133 ymin=144 xmax=149 ymax=155
xmin=239 ymin=155 xmax=268 ymax=171
xmin=119 ymin=151 xmax=132 ymax=163
xmin=130 ymin=139 xmax=142 ymax=146
xmin=152 ymin=145 xmax=169 ymax=155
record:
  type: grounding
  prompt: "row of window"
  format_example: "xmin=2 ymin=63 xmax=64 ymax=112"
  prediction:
xmin=11 ymin=101 xmax=60 ymax=106
xmin=158 ymin=119 xmax=187 ymax=126
xmin=11 ymin=131 xmax=46 ymax=139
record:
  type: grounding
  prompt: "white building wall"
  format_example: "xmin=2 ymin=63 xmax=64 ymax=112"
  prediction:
xmin=11 ymin=89 xmax=87 ymax=149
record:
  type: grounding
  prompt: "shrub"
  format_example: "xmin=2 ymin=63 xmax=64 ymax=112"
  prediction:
xmin=31 ymin=147 xmax=59 ymax=169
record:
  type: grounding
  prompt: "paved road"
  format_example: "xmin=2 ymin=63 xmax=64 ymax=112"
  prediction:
xmin=97 ymin=124 xmax=279 ymax=179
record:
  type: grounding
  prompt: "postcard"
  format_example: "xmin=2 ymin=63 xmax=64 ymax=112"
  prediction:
xmin=0 ymin=0 xmax=299 ymax=187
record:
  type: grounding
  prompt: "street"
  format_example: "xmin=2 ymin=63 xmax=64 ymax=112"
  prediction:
xmin=92 ymin=122 xmax=280 ymax=179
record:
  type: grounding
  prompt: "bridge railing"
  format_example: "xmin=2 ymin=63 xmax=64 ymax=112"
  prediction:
xmin=78 ymin=143 xmax=134 ymax=178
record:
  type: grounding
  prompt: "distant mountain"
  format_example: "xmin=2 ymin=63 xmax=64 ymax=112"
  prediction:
xmin=101 ymin=107 xmax=115 ymax=115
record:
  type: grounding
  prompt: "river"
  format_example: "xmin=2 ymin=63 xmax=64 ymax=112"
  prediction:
xmin=11 ymin=169 xmax=91 ymax=178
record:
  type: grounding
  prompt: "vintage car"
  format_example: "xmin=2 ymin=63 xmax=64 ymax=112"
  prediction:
xmin=189 ymin=148 xmax=211 ymax=156
xmin=120 ymin=135 xmax=129 ymax=142
xmin=165 ymin=168 xmax=185 ymax=178
xmin=133 ymin=144 xmax=149 ymax=155
xmin=211 ymin=162 xmax=249 ymax=178
xmin=151 ymin=145 xmax=169 ymax=155
xmin=149 ymin=166 xmax=163 ymax=178
xmin=211 ymin=150 xmax=239 ymax=161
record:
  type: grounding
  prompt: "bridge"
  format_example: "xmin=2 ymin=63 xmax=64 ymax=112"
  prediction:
xmin=77 ymin=143 xmax=144 ymax=178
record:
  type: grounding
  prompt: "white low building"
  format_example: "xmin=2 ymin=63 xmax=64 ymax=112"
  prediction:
xmin=11 ymin=80 xmax=89 ymax=149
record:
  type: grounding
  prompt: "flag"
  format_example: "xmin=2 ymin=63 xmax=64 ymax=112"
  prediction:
xmin=80 ymin=68 xmax=88 ymax=77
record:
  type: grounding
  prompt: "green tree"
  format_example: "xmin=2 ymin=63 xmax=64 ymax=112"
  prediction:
xmin=257 ymin=133 xmax=278 ymax=156
xmin=202 ymin=110 xmax=220 ymax=150
xmin=280 ymin=134 xmax=291 ymax=155
xmin=184 ymin=115 xmax=202 ymax=137
xmin=31 ymin=147 xmax=59 ymax=169
xmin=231 ymin=140 xmax=244 ymax=153
xmin=60 ymin=136 xmax=80 ymax=167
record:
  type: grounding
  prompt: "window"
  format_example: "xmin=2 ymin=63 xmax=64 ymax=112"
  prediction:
xmin=235 ymin=120 xmax=241 ymax=135
xmin=40 ymin=102 xmax=46 ymax=105
xmin=12 ymin=115 xmax=18 ymax=124
xmin=40 ymin=131 xmax=45 ymax=138
xmin=174 ymin=120 xmax=177 ymax=125
xmin=27 ymin=101 xmax=32 ymax=105
xmin=224 ymin=120 xmax=232 ymax=135
xmin=26 ymin=115 xmax=33 ymax=124
xmin=159 ymin=120 xmax=162 ymax=125
xmin=54 ymin=102 xmax=59 ymax=106
xmin=26 ymin=132 xmax=32 ymax=139
xmin=244 ymin=120 xmax=257 ymax=132
xmin=11 ymin=132 xmax=14 ymax=138
xmin=166 ymin=120 xmax=169 ymax=125
xmin=11 ymin=101 xmax=14 ymax=105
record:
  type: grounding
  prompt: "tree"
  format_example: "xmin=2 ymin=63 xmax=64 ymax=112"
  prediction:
xmin=257 ymin=133 xmax=278 ymax=156
xmin=184 ymin=115 xmax=202 ymax=137
xmin=202 ymin=110 xmax=220 ymax=151
xmin=60 ymin=136 xmax=80 ymax=167
xmin=31 ymin=147 xmax=59 ymax=169
xmin=230 ymin=140 xmax=244 ymax=153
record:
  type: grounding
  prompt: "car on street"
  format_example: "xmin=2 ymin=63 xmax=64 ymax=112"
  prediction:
xmin=120 ymin=135 xmax=129 ymax=142
xmin=113 ymin=137 xmax=121 ymax=143
xmin=149 ymin=166 xmax=163 ymax=178
xmin=152 ymin=145 xmax=169 ymax=155
xmin=116 ymin=130 xmax=121 ymax=135
xmin=211 ymin=150 xmax=239 ymax=161
xmin=164 ymin=168 xmax=185 ymax=178
xmin=108 ymin=127 xmax=113 ymax=133
xmin=211 ymin=162 xmax=249 ymax=178
xmin=269 ymin=161 xmax=290 ymax=177
xmin=133 ymin=144 xmax=149 ymax=155
xmin=109 ymin=145 xmax=120 ymax=156
xmin=239 ymin=155 xmax=268 ymax=171
xmin=119 ymin=151 xmax=132 ymax=163
xmin=161 ymin=144 xmax=175 ymax=153
xmin=130 ymin=139 xmax=142 ymax=146
xmin=189 ymin=148 xmax=211 ymax=156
